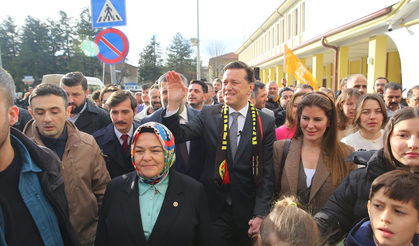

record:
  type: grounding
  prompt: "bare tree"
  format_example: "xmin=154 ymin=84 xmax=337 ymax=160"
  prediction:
xmin=205 ymin=41 xmax=227 ymax=80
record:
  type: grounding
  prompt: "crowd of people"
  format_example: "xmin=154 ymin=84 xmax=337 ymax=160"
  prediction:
xmin=1 ymin=61 xmax=419 ymax=246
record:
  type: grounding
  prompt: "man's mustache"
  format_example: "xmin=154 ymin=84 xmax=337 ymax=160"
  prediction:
xmin=115 ymin=121 xmax=127 ymax=124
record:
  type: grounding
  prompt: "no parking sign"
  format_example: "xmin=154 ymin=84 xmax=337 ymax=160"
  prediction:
xmin=94 ymin=28 xmax=129 ymax=64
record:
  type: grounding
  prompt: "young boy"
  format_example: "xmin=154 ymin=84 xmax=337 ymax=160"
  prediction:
xmin=345 ymin=170 xmax=419 ymax=246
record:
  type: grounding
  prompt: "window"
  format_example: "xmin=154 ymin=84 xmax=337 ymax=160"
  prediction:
xmin=275 ymin=23 xmax=279 ymax=46
xmin=294 ymin=8 xmax=299 ymax=37
xmin=302 ymin=2 xmax=305 ymax=33
xmin=280 ymin=19 xmax=285 ymax=44
xmin=287 ymin=13 xmax=291 ymax=40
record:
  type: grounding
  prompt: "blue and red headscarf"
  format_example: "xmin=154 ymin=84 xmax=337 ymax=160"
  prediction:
xmin=131 ymin=122 xmax=176 ymax=185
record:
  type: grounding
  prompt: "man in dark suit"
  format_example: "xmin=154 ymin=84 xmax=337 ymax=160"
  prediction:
xmin=162 ymin=62 xmax=275 ymax=246
xmin=93 ymin=91 xmax=140 ymax=179
xmin=60 ymin=72 xmax=111 ymax=134
xmin=141 ymin=72 xmax=205 ymax=181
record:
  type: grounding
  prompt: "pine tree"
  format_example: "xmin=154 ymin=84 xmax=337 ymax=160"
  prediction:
xmin=138 ymin=34 xmax=164 ymax=82
xmin=165 ymin=32 xmax=195 ymax=80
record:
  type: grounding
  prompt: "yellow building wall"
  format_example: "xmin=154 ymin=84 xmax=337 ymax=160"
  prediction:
xmin=269 ymin=67 xmax=276 ymax=82
xmin=338 ymin=47 xmax=349 ymax=81
xmin=367 ymin=36 xmax=387 ymax=93
xmin=361 ymin=57 xmax=368 ymax=77
xmin=349 ymin=60 xmax=361 ymax=74
xmin=387 ymin=51 xmax=401 ymax=84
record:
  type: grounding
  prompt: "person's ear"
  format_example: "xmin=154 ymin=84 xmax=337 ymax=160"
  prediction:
xmin=29 ymin=107 xmax=33 ymax=116
xmin=367 ymin=200 xmax=371 ymax=216
xmin=85 ymin=89 xmax=89 ymax=98
xmin=8 ymin=105 xmax=19 ymax=126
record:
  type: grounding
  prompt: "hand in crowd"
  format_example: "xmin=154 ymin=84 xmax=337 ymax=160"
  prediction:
xmin=166 ymin=70 xmax=187 ymax=111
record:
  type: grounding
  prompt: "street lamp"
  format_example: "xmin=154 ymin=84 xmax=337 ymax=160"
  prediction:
xmin=190 ymin=1 xmax=201 ymax=80
xmin=196 ymin=0 xmax=200 ymax=80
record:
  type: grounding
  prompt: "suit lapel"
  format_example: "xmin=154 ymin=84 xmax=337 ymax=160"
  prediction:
xmin=147 ymin=171 xmax=184 ymax=245
xmin=284 ymin=137 xmax=302 ymax=195
xmin=233 ymin=108 xmax=252 ymax=166
xmin=121 ymin=173 xmax=147 ymax=245
xmin=309 ymin=153 xmax=330 ymax=201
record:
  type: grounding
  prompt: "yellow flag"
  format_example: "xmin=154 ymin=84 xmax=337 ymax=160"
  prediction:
xmin=285 ymin=44 xmax=319 ymax=91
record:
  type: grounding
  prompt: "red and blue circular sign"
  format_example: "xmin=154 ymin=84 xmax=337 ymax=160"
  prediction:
xmin=94 ymin=28 xmax=129 ymax=64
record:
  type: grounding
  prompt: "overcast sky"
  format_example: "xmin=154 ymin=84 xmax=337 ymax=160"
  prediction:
xmin=1 ymin=0 xmax=281 ymax=67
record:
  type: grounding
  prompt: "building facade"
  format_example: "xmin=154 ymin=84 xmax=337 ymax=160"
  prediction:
xmin=236 ymin=0 xmax=419 ymax=94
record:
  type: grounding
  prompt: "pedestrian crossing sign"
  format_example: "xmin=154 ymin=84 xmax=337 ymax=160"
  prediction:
xmin=91 ymin=0 xmax=126 ymax=28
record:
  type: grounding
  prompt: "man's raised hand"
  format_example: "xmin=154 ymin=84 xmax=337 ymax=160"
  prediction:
xmin=166 ymin=71 xmax=187 ymax=111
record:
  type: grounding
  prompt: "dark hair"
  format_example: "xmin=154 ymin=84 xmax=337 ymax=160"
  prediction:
xmin=149 ymin=84 xmax=160 ymax=93
xmin=280 ymin=87 xmax=294 ymax=99
xmin=223 ymin=61 xmax=254 ymax=84
xmin=335 ymin=88 xmax=361 ymax=130
xmin=99 ymin=84 xmax=120 ymax=102
xmin=384 ymin=82 xmax=402 ymax=94
xmin=253 ymin=82 xmax=266 ymax=95
xmin=295 ymin=91 xmax=351 ymax=185
xmin=190 ymin=80 xmax=208 ymax=93
xmin=29 ymin=83 xmax=69 ymax=108
xmin=141 ymin=82 xmax=153 ymax=91
xmin=0 ymin=67 xmax=16 ymax=108
xmin=370 ymin=169 xmax=419 ymax=215
xmin=383 ymin=107 xmax=419 ymax=170
xmin=206 ymin=82 xmax=214 ymax=91
xmin=106 ymin=90 xmax=137 ymax=113
xmin=213 ymin=78 xmax=222 ymax=84
xmin=60 ymin=72 xmax=88 ymax=92
xmin=407 ymin=85 xmax=419 ymax=99
xmin=295 ymin=84 xmax=314 ymax=91
xmin=284 ymin=91 xmax=307 ymax=128
xmin=158 ymin=72 xmax=189 ymax=87
xmin=375 ymin=77 xmax=389 ymax=83
xmin=354 ymin=94 xmax=388 ymax=130
xmin=259 ymin=196 xmax=319 ymax=246
xmin=91 ymin=90 xmax=101 ymax=101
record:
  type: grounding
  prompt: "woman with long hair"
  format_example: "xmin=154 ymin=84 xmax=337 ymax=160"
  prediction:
xmin=314 ymin=107 xmax=419 ymax=245
xmin=275 ymin=91 xmax=306 ymax=140
xmin=336 ymin=88 xmax=361 ymax=140
xmin=273 ymin=91 xmax=357 ymax=214
xmin=341 ymin=94 xmax=388 ymax=151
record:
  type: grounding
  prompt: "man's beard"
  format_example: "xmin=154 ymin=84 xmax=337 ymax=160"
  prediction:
xmin=267 ymin=94 xmax=277 ymax=100
xmin=70 ymin=98 xmax=86 ymax=114
xmin=151 ymin=101 xmax=162 ymax=111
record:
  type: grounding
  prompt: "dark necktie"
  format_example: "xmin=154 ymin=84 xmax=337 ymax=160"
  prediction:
xmin=121 ymin=134 xmax=129 ymax=154
xmin=230 ymin=112 xmax=240 ymax=161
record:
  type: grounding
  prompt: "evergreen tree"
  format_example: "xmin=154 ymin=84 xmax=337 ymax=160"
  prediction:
xmin=69 ymin=8 xmax=101 ymax=76
xmin=138 ymin=34 xmax=163 ymax=82
xmin=165 ymin=32 xmax=194 ymax=80
xmin=0 ymin=16 xmax=22 ymax=89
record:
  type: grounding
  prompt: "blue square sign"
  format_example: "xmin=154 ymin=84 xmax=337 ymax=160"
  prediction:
xmin=91 ymin=0 xmax=126 ymax=28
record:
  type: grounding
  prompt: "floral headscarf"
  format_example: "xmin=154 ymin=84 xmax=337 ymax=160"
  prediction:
xmin=131 ymin=122 xmax=176 ymax=185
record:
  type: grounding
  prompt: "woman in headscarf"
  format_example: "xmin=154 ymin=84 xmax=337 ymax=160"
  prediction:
xmin=95 ymin=122 xmax=211 ymax=246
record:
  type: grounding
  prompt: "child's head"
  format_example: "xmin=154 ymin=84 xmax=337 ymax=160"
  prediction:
xmin=368 ymin=170 xmax=419 ymax=246
xmin=258 ymin=196 xmax=319 ymax=246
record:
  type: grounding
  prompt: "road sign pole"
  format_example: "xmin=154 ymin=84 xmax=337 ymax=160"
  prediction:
xmin=103 ymin=63 xmax=106 ymax=84
xmin=110 ymin=64 xmax=117 ymax=85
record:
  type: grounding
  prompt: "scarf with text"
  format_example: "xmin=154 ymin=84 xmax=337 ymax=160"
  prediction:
xmin=214 ymin=101 xmax=264 ymax=188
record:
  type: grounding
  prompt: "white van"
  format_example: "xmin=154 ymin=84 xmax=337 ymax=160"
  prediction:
xmin=42 ymin=74 xmax=105 ymax=97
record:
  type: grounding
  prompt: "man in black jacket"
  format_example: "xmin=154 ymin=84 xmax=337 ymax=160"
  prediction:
xmin=0 ymin=67 xmax=80 ymax=246
xmin=60 ymin=72 xmax=111 ymax=134
xmin=93 ymin=90 xmax=140 ymax=179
